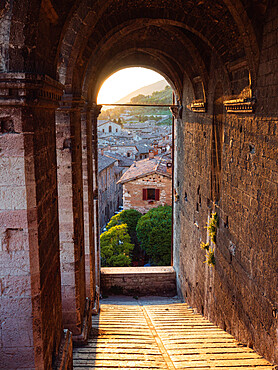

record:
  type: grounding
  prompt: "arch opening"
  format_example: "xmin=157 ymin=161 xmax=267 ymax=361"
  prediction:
xmin=96 ymin=67 xmax=175 ymax=285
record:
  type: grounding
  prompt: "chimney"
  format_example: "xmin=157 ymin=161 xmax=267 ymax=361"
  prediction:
xmin=149 ymin=150 xmax=154 ymax=159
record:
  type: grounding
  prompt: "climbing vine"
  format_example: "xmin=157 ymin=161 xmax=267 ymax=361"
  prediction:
xmin=200 ymin=212 xmax=219 ymax=267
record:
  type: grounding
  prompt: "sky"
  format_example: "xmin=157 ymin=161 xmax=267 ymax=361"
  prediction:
xmin=97 ymin=67 xmax=165 ymax=104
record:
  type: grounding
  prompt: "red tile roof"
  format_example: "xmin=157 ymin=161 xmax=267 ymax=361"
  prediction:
xmin=118 ymin=155 xmax=172 ymax=184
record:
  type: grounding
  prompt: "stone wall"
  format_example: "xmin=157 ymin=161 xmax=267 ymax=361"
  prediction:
xmin=101 ymin=266 xmax=176 ymax=296
xmin=174 ymin=5 xmax=278 ymax=364
xmin=123 ymin=174 xmax=172 ymax=214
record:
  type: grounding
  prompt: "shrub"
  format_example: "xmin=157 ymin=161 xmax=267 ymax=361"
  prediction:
xmin=100 ymin=224 xmax=134 ymax=267
xmin=107 ymin=209 xmax=142 ymax=262
xmin=136 ymin=205 xmax=172 ymax=266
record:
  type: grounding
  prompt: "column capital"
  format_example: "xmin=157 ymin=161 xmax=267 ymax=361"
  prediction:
xmin=90 ymin=103 xmax=102 ymax=118
xmin=169 ymin=103 xmax=183 ymax=119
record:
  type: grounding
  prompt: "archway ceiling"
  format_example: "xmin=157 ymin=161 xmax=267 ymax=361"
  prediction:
xmin=81 ymin=24 xmax=209 ymax=101
xmin=52 ymin=0 xmax=263 ymax=100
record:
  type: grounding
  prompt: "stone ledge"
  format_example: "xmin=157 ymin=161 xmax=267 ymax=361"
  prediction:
xmin=72 ymin=298 xmax=92 ymax=346
xmin=101 ymin=266 xmax=176 ymax=296
xmin=101 ymin=266 xmax=175 ymax=274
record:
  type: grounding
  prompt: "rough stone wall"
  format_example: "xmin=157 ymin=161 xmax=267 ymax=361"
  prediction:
xmin=174 ymin=6 xmax=278 ymax=364
xmin=123 ymin=174 xmax=172 ymax=214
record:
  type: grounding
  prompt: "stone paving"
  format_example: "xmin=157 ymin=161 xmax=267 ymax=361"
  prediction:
xmin=73 ymin=296 xmax=275 ymax=369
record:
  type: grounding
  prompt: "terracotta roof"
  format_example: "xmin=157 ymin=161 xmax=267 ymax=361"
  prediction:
xmin=118 ymin=156 xmax=172 ymax=184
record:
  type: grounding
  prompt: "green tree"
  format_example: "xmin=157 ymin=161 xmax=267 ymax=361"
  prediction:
xmin=107 ymin=209 xmax=141 ymax=242
xmin=136 ymin=205 xmax=172 ymax=266
xmin=100 ymin=224 xmax=134 ymax=267
xmin=107 ymin=210 xmax=143 ymax=262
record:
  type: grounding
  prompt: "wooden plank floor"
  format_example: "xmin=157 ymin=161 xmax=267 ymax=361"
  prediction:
xmin=73 ymin=297 xmax=275 ymax=369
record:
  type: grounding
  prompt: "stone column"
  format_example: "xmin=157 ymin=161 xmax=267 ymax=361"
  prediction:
xmin=170 ymin=103 xmax=182 ymax=268
xmin=81 ymin=103 xmax=101 ymax=312
xmin=56 ymin=94 xmax=91 ymax=344
xmin=0 ymin=73 xmax=71 ymax=369
xmin=92 ymin=104 xmax=102 ymax=313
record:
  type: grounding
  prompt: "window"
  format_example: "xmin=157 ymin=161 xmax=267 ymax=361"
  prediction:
xmin=127 ymin=152 xmax=131 ymax=157
xmin=143 ymin=188 xmax=160 ymax=201
xmin=116 ymin=128 xmax=118 ymax=132
xmin=109 ymin=125 xmax=112 ymax=132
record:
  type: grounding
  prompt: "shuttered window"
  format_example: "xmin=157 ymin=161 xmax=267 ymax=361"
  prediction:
xmin=143 ymin=188 xmax=148 ymax=200
xmin=155 ymin=189 xmax=160 ymax=201
xmin=143 ymin=188 xmax=160 ymax=201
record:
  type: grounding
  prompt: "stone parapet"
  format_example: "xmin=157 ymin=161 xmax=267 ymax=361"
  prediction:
xmin=101 ymin=266 xmax=176 ymax=296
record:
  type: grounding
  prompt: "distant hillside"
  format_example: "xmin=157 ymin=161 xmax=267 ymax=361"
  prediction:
xmin=99 ymin=83 xmax=173 ymax=125
xmin=130 ymin=85 xmax=172 ymax=105
xmin=116 ymin=80 xmax=169 ymax=104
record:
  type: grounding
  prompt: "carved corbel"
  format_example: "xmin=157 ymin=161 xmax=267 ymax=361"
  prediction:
xmin=223 ymin=84 xmax=256 ymax=114
xmin=189 ymin=100 xmax=207 ymax=113
xmin=223 ymin=97 xmax=256 ymax=113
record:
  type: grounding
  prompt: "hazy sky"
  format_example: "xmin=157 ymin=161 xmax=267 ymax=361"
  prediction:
xmin=97 ymin=67 xmax=165 ymax=104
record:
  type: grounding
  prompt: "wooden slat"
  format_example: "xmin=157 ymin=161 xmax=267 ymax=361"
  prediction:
xmin=73 ymin=299 xmax=274 ymax=369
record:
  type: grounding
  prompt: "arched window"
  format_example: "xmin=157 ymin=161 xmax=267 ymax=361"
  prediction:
xmin=109 ymin=125 xmax=112 ymax=132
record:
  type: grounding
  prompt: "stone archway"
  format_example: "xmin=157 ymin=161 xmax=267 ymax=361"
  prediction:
xmin=0 ymin=1 xmax=277 ymax=368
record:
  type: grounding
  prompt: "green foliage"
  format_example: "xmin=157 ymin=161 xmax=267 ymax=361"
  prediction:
xmin=107 ymin=209 xmax=142 ymax=244
xmin=107 ymin=209 xmax=143 ymax=262
xmin=205 ymin=247 xmax=215 ymax=267
xmin=200 ymin=212 xmax=218 ymax=267
xmin=206 ymin=212 xmax=219 ymax=244
xmin=100 ymin=224 xmax=134 ymax=267
xmin=136 ymin=205 xmax=172 ymax=266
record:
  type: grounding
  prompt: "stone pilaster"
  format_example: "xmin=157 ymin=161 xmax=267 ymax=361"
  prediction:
xmin=0 ymin=73 xmax=70 ymax=369
xmin=91 ymin=104 xmax=102 ymax=313
xmin=81 ymin=103 xmax=101 ymax=312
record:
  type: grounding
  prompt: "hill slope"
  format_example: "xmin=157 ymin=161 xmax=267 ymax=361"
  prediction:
xmin=116 ymin=80 xmax=169 ymax=104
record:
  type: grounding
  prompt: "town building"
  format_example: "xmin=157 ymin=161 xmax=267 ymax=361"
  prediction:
xmin=118 ymin=154 xmax=172 ymax=213
xmin=98 ymin=154 xmax=124 ymax=229
xmin=97 ymin=119 xmax=122 ymax=134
